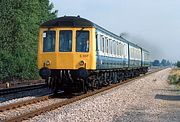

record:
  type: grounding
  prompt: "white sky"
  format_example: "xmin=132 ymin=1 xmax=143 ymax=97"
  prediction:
xmin=50 ymin=0 xmax=180 ymax=62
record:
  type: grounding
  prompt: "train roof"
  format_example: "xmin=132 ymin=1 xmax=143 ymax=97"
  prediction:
xmin=41 ymin=16 xmax=149 ymax=52
xmin=41 ymin=16 xmax=94 ymax=28
xmin=142 ymin=48 xmax=150 ymax=53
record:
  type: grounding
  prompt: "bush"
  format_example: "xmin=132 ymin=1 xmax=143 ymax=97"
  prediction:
xmin=168 ymin=74 xmax=180 ymax=84
xmin=0 ymin=0 xmax=57 ymax=81
xmin=176 ymin=61 xmax=180 ymax=68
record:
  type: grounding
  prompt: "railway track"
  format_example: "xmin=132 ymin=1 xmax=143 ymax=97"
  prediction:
xmin=0 ymin=68 xmax=164 ymax=122
xmin=0 ymin=83 xmax=46 ymax=96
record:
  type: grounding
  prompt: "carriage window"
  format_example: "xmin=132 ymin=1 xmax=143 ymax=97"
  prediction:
xmin=76 ymin=31 xmax=89 ymax=52
xmin=43 ymin=30 xmax=56 ymax=52
xmin=59 ymin=30 xmax=72 ymax=52
xmin=102 ymin=37 xmax=105 ymax=52
xmin=104 ymin=38 xmax=107 ymax=53
xmin=96 ymin=34 xmax=98 ymax=51
xmin=106 ymin=38 xmax=108 ymax=53
xmin=114 ymin=42 xmax=116 ymax=55
xmin=120 ymin=43 xmax=122 ymax=56
xmin=117 ymin=44 xmax=118 ymax=55
xmin=119 ymin=44 xmax=121 ymax=56
xmin=122 ymin=44 xmax=124 ymax=57
xmin=111 ymin=40 xmax=113 ymax=54
xmin=108 ymin=39 xmax=111 ymax=54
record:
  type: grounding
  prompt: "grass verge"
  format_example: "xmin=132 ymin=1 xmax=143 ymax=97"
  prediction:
xmin=168 ymin=68 xmax=180 ymax=89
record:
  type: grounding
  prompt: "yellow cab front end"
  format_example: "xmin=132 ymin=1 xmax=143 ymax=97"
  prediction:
xmin=37 ymin=27 xmax=96 ymax=72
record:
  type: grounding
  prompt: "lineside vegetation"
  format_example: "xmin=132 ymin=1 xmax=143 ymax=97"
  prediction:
xmin=168 ymin=68 xmax=180 ymax=89
xmin=0 ymin=0 xmax=57 ymax=81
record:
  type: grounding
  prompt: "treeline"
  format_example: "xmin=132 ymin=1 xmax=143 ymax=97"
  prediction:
xmin=175 ymin=61 xmax=180 ymax=68
xmin=0 ymin=0 xmax=57 ymax=81
xmin=152 ymin=59 xmax=171 ymax=67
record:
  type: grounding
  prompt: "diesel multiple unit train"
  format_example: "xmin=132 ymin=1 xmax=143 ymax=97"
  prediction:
xmin=38 ymin=16 xmax=150 ymax=93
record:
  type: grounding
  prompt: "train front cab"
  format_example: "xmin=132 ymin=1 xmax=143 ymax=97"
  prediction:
xmin=37 ymin=27 xmax=97 ymax=92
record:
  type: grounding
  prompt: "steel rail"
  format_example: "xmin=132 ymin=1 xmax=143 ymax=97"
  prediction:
xmin=0 ymin=83 xmax=46 ymax=95
xmin=0 ymin=95 xmax=53 ymax=112
xmin=4 ymin=68 xmax=165 ymax=122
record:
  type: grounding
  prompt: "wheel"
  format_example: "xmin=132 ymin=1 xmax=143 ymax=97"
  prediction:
xmin=53 ymin=77 xmax=59 ymax=94
xmin=81 ymin=79 xmax=87 ymax=94
xmin=47 ymin=77 xmax=52 ymax=88
xmin=93 ymin=79 xmax=101 ymax=89
xmin=112 ymin=72 xmax=117 ymax=84
xmin=114 ymin=72 xmax=117 ymax=83
xmin=45 ymin=78 xmax=49 ymax=86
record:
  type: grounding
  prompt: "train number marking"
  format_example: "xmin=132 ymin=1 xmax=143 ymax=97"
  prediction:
xmin=80 ymin=54 xmax=89 ymax=58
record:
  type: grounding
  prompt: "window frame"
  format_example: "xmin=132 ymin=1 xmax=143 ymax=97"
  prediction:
xmin=59 ymin=30 xmax=73 ymax=52
xmin=114 ymin=41 xmax=117 ymax=55
xmin=109 ymin=39 xmax=112 ymax=54
xmin=43 ymin=30 xmax=56 ymax=52
xmin=104 ymin=37 xmax=107 ymax=54
xmin=76 ymin=30 xmax=90 ymax=52
xmin=101 ymin=36 xmax=104 ymax=52
xmin=106 ymin=38 xmax=109 ymax=53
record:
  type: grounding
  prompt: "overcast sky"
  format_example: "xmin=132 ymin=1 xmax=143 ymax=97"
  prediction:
xmin=50 ymin=0 xmax=180 ymax=62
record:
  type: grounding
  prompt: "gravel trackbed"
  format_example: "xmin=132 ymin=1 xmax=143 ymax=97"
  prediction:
xmin=25 ymin=68 xmax=179 ymax=122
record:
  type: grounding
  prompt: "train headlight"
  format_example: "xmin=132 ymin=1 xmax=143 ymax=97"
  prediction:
xmin=45 ymin=60 xmax=51 ymax=66
xmin=79 ymin=60 xmax=85 ymax=66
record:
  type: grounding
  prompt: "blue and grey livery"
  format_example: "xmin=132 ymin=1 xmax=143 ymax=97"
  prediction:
xmin=94 ymin=24 xmax=150 ymax=70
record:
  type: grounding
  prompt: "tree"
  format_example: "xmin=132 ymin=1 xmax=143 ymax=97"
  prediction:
xmin=161 ymin=59 xmax=167 ymax=66
xmin=0 ymin=0 xmax=57 ymax=81
xmin=152 ymin=60 xmax=160 ymax=66
xmin=176 ymin=61 xmax=180 ymax=68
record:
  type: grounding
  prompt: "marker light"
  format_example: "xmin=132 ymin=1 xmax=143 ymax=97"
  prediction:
xmin=79 ymin=60 xmax=85 ymax=66
xmin=45 ymin=60 xmax=51 ymax=66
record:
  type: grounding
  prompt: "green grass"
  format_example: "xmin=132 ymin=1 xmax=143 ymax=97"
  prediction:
xmin=168 ymin=69 xmax=180 ymax=89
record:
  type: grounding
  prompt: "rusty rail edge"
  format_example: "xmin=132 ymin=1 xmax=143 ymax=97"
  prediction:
xmin=0 ymin=95 xmax=53 ymax=112
xmin=5 ymin=68 xmax=165 ymax=122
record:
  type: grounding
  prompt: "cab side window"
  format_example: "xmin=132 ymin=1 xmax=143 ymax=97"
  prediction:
xmin=76 ymin=31 xmax=89 ymax=52
xmin=43 ymin=30 xmax=56 ymax=52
